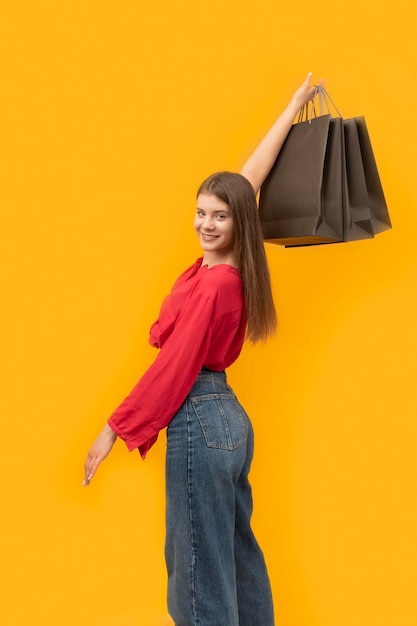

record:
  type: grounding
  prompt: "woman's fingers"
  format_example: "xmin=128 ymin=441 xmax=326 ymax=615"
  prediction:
xmin=82 ymin=424 xmax=117 ymax=487
xmin=83 ymin=449 xmax=106 ymax=485
xmin=83 ymin=453 xmax=97 ymax=486
xmin=292 ymin=72 xmax=328 ymax=109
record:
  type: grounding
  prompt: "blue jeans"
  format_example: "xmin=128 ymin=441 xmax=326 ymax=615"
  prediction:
xmin=165 ymin=369 xmax=274 ymax=626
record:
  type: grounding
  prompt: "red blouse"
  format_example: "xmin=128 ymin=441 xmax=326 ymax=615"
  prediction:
xmin=108 ymin=257 xmax=247 ymax=458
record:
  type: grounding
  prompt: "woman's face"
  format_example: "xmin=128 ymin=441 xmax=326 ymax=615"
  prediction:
xmin=194 ymin=193 xmax=234 ymax=259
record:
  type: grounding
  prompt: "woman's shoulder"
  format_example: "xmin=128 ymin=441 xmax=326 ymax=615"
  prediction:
xmin=174 ymin=258 xmax=241 ymax=299
xmin=196 ymin=263 xmax=242 ymax=300
xmin=171 ymin=257 xmax=203 ymax=288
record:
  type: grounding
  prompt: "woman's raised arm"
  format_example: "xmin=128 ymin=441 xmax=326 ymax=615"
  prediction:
xmin=240 ymin=73 xmax=321 ymax=195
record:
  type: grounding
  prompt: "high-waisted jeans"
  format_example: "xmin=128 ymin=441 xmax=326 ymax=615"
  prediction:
xmin=165 ymin=369 xmax=274 ymax=626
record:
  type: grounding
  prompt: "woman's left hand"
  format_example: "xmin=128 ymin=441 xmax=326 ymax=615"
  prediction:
xmin=290 ymin=72 xmax=326 ymax=111
xmin=83 ymin=423 xmax=117 ymax=486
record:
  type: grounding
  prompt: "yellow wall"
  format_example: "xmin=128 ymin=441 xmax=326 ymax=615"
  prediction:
xmin=1 ymin=1 xmax=416 ymax=625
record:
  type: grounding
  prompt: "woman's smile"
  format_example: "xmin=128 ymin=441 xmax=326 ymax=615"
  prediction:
xmin=201 ymin=233 xmax=219 ymax=240
xmin=194 ymin=193 xmax=235 ymax=264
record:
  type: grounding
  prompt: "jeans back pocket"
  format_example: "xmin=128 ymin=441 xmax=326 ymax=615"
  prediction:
xmin=190 ymin=393 xmax=248 ymax=450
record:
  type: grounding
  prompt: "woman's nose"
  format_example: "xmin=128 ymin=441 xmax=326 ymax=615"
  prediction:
xmin=203 ymin=217 xmax=215 ymax=230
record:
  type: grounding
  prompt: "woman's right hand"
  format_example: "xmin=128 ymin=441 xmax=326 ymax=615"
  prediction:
xmin=83 ymin=423 xmax=117 ymax=487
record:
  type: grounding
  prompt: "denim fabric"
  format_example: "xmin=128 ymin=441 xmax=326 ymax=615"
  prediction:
xmin=165 ymin=370 xmax=274 ymax=626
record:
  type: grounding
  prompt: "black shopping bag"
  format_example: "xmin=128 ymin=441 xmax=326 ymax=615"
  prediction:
xmin=259 ymin=86 xmax=391 ymax=247
xmin=343 ymin=117 xmax=375 ymax=241
xmin=259 ymin=113 xmax=345 ymax=246
xmin=349 ymin=116 xmax=391 ymax=235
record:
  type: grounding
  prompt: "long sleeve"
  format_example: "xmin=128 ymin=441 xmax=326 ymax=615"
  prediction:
xmin=108 ymin=279 xmax=221 ymax=458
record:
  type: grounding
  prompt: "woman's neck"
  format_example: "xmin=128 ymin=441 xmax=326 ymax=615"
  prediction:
xmin=202 ymin=251 xmax=237 ymax=268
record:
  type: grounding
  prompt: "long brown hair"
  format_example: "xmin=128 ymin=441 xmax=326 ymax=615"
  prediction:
xmin=197 ymin=172 xmax=277 ymax=343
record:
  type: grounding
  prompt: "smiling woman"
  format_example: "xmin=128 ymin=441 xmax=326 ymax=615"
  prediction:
xmin=83 ymin=74 xmax=318 ymax=626
xmin=195 ymin=170 xmax=277 ymax=344
xmin=194 ymin=193 xmax=235 ymax=266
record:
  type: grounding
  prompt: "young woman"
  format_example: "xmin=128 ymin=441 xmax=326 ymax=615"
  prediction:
xmin=84 ymin=73 xmax=319 ymax=626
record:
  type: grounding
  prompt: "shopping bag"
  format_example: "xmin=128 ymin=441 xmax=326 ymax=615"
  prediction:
xmin=259 ymin=86 xmax=391 ymax=246
xmin=324 ymin=87 xmax=390 ymax=240
xmin=343 ymin=116 xmax=375 ymax=241
xmin=259 ymin=110 xmax=345 ymax=246
xmin=349 ymin=116 xmax=391 ymax=235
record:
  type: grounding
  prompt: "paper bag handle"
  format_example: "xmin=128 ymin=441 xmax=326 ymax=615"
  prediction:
xmin=297 ymin=86 xmax=342 ymax=123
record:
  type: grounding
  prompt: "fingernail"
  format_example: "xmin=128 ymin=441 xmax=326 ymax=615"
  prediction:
xmin=82 ymin=480 xmax=87 ymax=486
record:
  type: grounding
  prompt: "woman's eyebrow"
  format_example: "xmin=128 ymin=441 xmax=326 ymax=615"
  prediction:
xmin=196 ymin=207 xmax=230 ymax=214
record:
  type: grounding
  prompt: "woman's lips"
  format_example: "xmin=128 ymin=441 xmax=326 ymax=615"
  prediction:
xmin=201 ymin=233 xmax=219 ymax=240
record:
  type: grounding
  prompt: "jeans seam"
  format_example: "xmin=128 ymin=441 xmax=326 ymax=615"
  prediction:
xmin=186 ymin=398 xmax=199 ymax=625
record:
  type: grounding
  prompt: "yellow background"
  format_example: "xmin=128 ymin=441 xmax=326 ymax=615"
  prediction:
xmin=1 ymin=1 xmax=416 ymax=625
